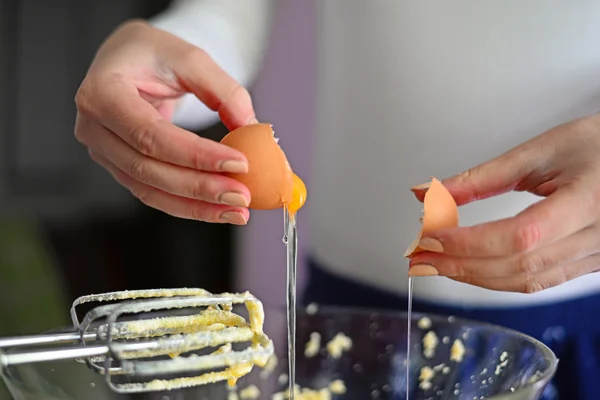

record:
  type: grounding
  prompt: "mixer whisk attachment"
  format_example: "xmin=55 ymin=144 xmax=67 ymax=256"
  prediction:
xmin=0 ymin=288 xmax=274 ymax=393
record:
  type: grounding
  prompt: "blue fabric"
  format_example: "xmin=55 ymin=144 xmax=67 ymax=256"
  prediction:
xmin=303 ymin=258 xmax=600 ymax=400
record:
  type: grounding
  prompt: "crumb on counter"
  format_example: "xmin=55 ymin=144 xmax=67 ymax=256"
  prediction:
xmin=495 ymin=351 xmax=509 ymax=375
xmin=420 ymin=366 xmax=435 ymax=380
xmin=240 ymin=385 xmax=261 ymax=399
xmin=271 ymin=381 xmax=343 ymax=400
xmin=419 ymin=366 xmax=435 ymax=390
xmin=417 ymin=317 xmax=432 ymax=330
xmin=329 ymin=379 xmax=347 ymax=394
xmin=422 ymin=331 xmax=439 ymax=359
xmin=305 ymin=332 xmax=321 ymax=358
xmin=326 ymin=332 xmax=352 ymax=359
xmin=450 ymin=339 xmax=465 ymax=363
xmin=278 ymin=373 xmax=288 ymax=385
xmin=306 ymin=303 xmax=319 ymax=315
xmin=228 ymin=389 xmax=240 ymax=400
xmin=260 ymin=354 xmax=278 ymax=379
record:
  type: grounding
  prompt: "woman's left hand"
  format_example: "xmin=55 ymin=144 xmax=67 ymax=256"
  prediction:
xmin=409 ymin=114 xmax=600 ymax=293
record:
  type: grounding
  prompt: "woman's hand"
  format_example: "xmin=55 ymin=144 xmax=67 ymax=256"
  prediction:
xmin=75 ymin=20 xmax=255 ymax=225
xmin=409 ymin=114 xmax=600 ymax=293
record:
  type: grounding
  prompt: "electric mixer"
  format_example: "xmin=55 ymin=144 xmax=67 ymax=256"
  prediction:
xmin=0 ymin=288 xmax=274 ymax=394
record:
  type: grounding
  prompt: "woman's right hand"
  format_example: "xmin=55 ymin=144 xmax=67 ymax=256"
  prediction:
xmin=74 ymin=20 xmax=255 ymax=225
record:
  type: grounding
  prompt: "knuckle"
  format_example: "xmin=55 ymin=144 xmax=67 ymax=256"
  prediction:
xmin=459 ymin=167 xmax=476 ymax=181
xmin=523 ymin=276 xmax=545 ymax=294
xmin=220 ymin=84 xmax=251 ymax=114
xmin=515 ymin=254 xmax=543 ymax=275
xmin=191 ymin=180 xmax=210 ymax=201
xmin=457 ymin=166 xmax=483 ymax=191
xmin=189 ymin=206 xmax=208 ymax=222
xmin=581 ymin=185 xmax=600 ymax=217
xmin=130 ymin=186 xmax=152 ymax=206
xmin=74 ymin=125 xmax=86 ymax=144
xmin=229 ymin=84 xmax=251 ymax=105
xmin=119 ymin=19 xmax=149 ymax=34
xmin=181 ymin=46 xmax=210 ymax=71
xmin=74 ymin=84 xmax=94 ymax=115
xmin=554 ymin=267 xmax=569 ymax=286
xmin=74 ymin=116 xmax=89 ymax=144
xmin=452 ymin=260 xmax=468 ymax=277
xmin=215 ymin=83 xmax=251 ymax=117
xmin=513 ymin=221 xmax=541 ymax=253
xmin=189 ymin=150 xmax=213 ymax=171
xmin=570 ymin=116 xmax=595 ymax=134
xmin=128 ymin=158 xmax=152 ymax=182
xmin=460 ymin=238 xmax=475 ymax=257
xmin=87 ymin=149 xmax=99 ymax=162
xmin=590 ymin=177 xmax=600 ymax=201
xmin=131 ymin=122 xmax=158 ymax=156
xmin=75 ymin=73 xmax=127 ymax=118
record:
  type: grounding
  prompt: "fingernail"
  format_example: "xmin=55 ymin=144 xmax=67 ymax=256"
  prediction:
xmin=248 ymin=117 xmax=259 ymax=124
xmin=418 ymin=237 xmax=444 ymax=253
xmin=411 ymin=182 xmax=430 ymax=191
xmin=219 ymin=192 xmax=249 ymax=207
xmin=221 ymin=160 xmax=249 ymax=174
xmin=408 ymin=264 xmax=439 ymax=277
xmin=220 ymin=211 xmax=247 ymax=225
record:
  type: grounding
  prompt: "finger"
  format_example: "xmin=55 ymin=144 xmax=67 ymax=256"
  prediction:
xmin=411 ymin=225 xmax=599 ymax=278
xmin=411 ymin=132 xmax=552 ymax=205
xmin=75 ymin=80 xmax=249 ymax=173
xmin=88 ymin=150 xmax=249 ymax=225
xmin=423 ymin=185 xmax=595 ymax=257
xmin=449 ymin=253 xmax=600 ymax=293
xmin=81 ymin=119 xmax=251 ymax=206
xmin=167 ymin=45 xmax=257 ymax=130
xmin=410 ymin=139 xmax=548 ymax=206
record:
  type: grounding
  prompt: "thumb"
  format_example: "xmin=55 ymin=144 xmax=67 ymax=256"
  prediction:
xmin=411 ymin=151 xmax=535 ymax=206
xmin=168 ymin=42 xmax=257 ymax=131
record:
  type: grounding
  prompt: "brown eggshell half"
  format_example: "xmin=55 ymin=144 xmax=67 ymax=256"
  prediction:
xmin=404 ymin=177 xmax=459 ymax=258
xmin=220 ymin=123 xmax=294 ymax=210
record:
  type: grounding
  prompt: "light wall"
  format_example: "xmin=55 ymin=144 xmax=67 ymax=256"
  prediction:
xmin=235 ymin=0 xmax=316 ymax=307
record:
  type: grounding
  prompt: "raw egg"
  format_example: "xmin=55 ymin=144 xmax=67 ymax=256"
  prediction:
xmin=404 ymin=177 xmax=458 ymax=258
xmin=220 ymin=123 xmax=307 ymax=212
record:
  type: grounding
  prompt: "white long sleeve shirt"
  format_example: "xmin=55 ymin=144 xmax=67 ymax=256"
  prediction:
xmin=155 ymin=0 xmax=600 ymax=307
xmin=151 ymin=0 xmax=275 ymax=130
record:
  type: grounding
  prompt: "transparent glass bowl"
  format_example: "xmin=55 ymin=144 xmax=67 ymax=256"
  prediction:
xmin=1 ymin=306 xmax=557 ymax=399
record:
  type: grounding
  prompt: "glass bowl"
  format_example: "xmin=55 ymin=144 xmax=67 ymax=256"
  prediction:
xmin=1 ymin=306 xmax=557 ymax=399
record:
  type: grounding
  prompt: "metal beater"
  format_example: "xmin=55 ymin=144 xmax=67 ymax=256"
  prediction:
xmin=0 ymin=288 xmax=274 ymax=394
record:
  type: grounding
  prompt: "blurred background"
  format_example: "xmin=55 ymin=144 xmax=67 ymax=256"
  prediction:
xmin=0 ymin=0 xmax=315 ymax=397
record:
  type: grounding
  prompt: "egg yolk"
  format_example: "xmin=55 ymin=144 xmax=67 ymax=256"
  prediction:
xmin=287 ymin=174 xmax=307 ymax=214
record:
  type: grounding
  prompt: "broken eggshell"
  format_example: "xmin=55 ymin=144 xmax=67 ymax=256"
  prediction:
xmin=404 ymin=177 xmax=459 ymax=258
xmin=220 ymin=123 xmax=294 ymax=210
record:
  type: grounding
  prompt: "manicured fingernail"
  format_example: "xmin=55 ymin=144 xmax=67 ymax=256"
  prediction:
xmin=221 ymin=160 xmax=248 ymax=174
xmin=411 ymin=182 xmax=430 ymax=191
xmin=418 ymin=237 xmax=444 ymax=253
xmin=220 ymin=211 xmax=247 ymax=225
xmin=219 ymin=192 xmax=249 ymax=207
xmin=408 ymin=264 xmax=439 ymax=277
